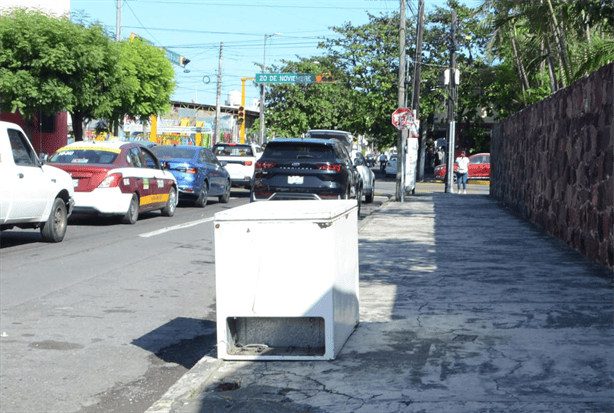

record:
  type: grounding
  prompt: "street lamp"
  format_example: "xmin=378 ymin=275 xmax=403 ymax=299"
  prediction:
xmin=260 ymin=32 xmax=281 ymax=145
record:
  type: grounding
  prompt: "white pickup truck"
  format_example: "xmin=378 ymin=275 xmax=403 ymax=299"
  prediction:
xmin=0 ymin=121 xmax=75 ymax=242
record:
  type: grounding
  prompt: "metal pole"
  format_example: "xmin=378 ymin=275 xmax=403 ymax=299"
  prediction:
xmin=413 ymin=0 xmax=425 ymax=181
xmin=445 ymin=10 xmax=457 ymax=193
xmin=396 ymin=0 xmax=406 ymax=202
xmin=259 ymin=35 xmax=267 ymax=146
xmin=115 ymin=0 xmax=121 ymax=41
xmin=214 ymin=42 xmax=223 ymax=146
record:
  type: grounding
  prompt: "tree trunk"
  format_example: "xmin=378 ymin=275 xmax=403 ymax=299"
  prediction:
xmin=510 ymin=24 xmax=530 ymax=101
xmin=546 ymin=0 xmax=569 ymax=87
xmin=546 ymin=39 xmax=559 ymax=93
xmin=72 ymin=111 xmax=85 ymax=141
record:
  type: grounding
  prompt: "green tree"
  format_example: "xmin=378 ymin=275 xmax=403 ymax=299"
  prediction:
xmin=320 ymin=13 xmax=410 ymax=149
xmin=0 ymin=8 xmax=176 ymax=141
xmin=478 ymin=0 xmax=613 ymax=99
xmin=1 ymin=8 xmax=80 ymax=136
xmin=265 ymin=13 xmax=412 ymax=150
xmin=0 ymin=8 xmax=123 ymax=140
xmin=112 ymin=38 xmax=176 ymax=134
xmin=266 ymin=57 xmax=356 ymax=139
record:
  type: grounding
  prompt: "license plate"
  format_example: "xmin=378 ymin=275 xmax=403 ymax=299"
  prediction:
xmin=288 ymin=175 xmax=303 ymax=184
xmin=72 ymin=179 xmax=79 ymax=188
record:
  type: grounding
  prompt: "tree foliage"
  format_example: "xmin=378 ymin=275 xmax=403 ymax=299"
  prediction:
xmin=113 ymin=38 xmax=175 ymax=132
xmin=0 ymin=8 xmax=176 ymax=140
xmin=263 ymin=0 xmax=613 ymax=153
xmin=1 ymin=9 xmax=81 ymax=130
xmin=266 ymin=13 xmax=410 ymax=150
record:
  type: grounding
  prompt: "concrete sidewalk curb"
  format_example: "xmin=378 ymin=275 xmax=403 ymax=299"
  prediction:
xmin=145 ymin=352 xmax=221 ymax=413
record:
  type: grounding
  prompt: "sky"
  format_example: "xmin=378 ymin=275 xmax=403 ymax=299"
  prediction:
xmin=67 ymin=0 xmax=472 ymax=109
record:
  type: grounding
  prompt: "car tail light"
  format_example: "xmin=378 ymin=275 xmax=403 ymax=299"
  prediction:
xmin=243 ymin=161 xmax=253 ymax=166
xmin=98 ymin=173 xmax=122 ymax=188
xmin=183 ymin=167 xmax=198 ymax=174
xmin=317 ymin=164 xmax=342 ymax=172
xmin=255 ymin=161 xmax=277 ymax=169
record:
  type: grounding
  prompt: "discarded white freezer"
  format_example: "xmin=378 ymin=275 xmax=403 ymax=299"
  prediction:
xmin=214 ymin=200 xmax=359 ymax=360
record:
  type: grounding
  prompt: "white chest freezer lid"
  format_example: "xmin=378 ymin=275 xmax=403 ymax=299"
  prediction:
xmin=214 ymin=200 xmax=357 ymax=222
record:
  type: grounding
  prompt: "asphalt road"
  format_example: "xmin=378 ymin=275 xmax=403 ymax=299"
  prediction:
xmin=0 ymin=172 xmax=398 ymax=413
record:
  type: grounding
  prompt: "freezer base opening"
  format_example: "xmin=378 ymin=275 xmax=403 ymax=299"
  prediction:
xmin=225 ymin=316 xmax=325 ymax=357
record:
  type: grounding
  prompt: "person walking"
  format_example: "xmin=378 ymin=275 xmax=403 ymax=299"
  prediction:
xmin=455 ymin=151 xmax=470 ymax=194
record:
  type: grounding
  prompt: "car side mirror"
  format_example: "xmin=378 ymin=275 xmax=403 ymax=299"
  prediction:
xmin=161 ymin=161 xmax=170 ymax=170
xmin=39 ymin=152 xmax=49 ymax=163
xmin=354 ymin=158 xmax=363 ymax=166
xmin=220 ymin=161 xmax=228 ymax=167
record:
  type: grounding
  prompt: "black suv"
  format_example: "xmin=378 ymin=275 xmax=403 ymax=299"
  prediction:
xmin=251 ymin=138 xmax=362 ymax=211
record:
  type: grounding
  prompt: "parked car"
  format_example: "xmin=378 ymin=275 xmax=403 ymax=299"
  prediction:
xmin=352 ymin=151 xmax=375 ymax=203
xmin=434 ymin=153 xmax=491 ymax=181
xmin=0 ymin=121 xmax=75 ymax=242
xmin=150 ymin=145 xmax=231 ymax=207
xmin=385 ymin=155 xmax=398 ymax=177
xmin=251 ymin=138 xmax=362 ymax=212
xmin=212 ymin=142 xmax=261 ymax=190
xmin=47 ymin=141 xmax=178 ymax=224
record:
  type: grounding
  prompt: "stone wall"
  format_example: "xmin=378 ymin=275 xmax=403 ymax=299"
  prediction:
xmin=491 ymin=63 xmax=613 ymax=270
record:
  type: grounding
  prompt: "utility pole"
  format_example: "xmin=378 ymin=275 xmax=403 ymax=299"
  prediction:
xmin=260 ymin=33 xmax=280 ymax=145
xmin=214 ymin=42 xmax=223 ymax=146
xmin=412 ymin=0 xmax=425 ymax=181
xmin=396 ymin=0 xmax=407 ymax=202
xmin=115 ymin=0 xmax=121 ymax=41
xmin=445 ymin=10 xmax=457 ymax=193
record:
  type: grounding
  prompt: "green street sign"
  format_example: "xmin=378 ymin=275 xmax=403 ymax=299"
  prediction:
xmin=255 ymin=73 xmax=316 ymax=84
xmin=164 ymin=49 xmax=182 ymax=66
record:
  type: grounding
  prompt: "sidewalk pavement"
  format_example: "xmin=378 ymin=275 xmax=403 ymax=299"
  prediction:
xmin=147 ymin=183 xmax=613 ymax=413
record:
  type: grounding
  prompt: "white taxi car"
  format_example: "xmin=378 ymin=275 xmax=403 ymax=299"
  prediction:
xmin=48 ymin=141 xmax=178 ymax=224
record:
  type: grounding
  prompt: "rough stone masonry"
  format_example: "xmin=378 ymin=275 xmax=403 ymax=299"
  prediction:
xmin=491 ymin=62 xmax=613 ymax=270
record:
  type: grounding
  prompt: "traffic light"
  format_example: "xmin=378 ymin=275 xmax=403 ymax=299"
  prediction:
xmin=180 ymin=56 xmax=191 ymax=67
xmin=316 ymin=72 xmax=333 ymax=83
xmin=237 ymin=106 xmax=245 ymax=125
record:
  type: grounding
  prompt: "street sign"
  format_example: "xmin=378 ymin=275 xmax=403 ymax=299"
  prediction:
xmin=255 ymin=73 xmax=316 ymax=84
xmin=164 ymin=49 xmax=182 ymax=66
xmin=392 ymin=108 xmax=413 ymax=130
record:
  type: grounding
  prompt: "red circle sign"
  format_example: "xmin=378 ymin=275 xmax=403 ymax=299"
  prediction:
xmin=392 ymin=108 xmax=412 ymax=129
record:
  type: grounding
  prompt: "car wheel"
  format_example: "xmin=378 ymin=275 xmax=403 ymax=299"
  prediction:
xmin=219 ymin=180 xmax=231 ymax=203
xmin=162 ymin=187 xmax=177 ymax=217
xmin=121 ymin=193 xmax=140 ymax=224
xmin=194 ymin=183 xmax=209 ymax=208
xmin=40 ymin=197 xmax=68 ymax=242
xmin=365 ymin=184 xmax=375 ymax=203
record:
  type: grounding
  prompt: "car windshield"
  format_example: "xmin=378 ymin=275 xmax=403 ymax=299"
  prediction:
xmin=49 ymin=148 xmax=120 ymax=164
xmin=213 ymin=145 xmax=253 ymax=157
xmin=264 ymin=143 xmax=335 ymax=160
xmin=151 ymin=147 xmax=196 ymax=160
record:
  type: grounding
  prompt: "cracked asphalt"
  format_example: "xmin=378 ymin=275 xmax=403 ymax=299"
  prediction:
xmin=147 ymin=184 xmax=613 ymax=413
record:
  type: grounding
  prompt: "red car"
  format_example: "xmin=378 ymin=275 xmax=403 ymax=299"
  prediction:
xmin=434 ymin=153 xmax=490 ymax=180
